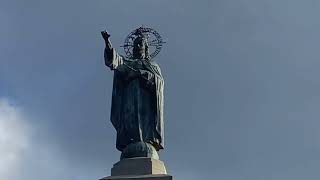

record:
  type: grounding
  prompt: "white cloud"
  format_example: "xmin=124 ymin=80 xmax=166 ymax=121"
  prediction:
xmin=0 ymin=98 xmax=30 ymax=179
xmin=0 ymin=98 xmax=73 ymax=180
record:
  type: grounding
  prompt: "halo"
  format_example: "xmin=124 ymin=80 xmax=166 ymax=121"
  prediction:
xmin=121 ymin=26 xmax=166 ymax=59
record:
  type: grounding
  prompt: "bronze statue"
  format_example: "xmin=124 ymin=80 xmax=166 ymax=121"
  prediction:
xmin=101 ymin=27 xmax=166 ymax=160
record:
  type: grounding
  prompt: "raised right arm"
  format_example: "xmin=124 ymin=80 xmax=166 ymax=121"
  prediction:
xmin=101 ymin=30 xmax=126 ymax=72
xmin=101 ymin=31 xmax=115 ymax=66
xmin=102 ymin=30 xmax=142 ymax=80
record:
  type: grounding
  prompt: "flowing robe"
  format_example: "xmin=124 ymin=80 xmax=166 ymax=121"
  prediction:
xmin=105 ymin=49 xmax=164 ymax=151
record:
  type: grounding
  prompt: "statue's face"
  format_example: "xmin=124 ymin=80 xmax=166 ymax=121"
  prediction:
xmin=133 ymin=37 xmax=148 ymax=59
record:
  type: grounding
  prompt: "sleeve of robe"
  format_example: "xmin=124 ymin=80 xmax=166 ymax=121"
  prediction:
xmin=154 ymin=66 xmax=165 ymax=149
xmin=138 ymin=63 xmax=165 ymax=150
xmin=104 ymin=48 xmax=127 ymax=73
xmin=140 ymin=63 xmax=165 ymax=150
xmin=104 ymin=48 xmax=128 ymax=132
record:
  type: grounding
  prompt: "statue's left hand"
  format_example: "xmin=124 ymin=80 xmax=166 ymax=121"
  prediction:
xmin=139 ymin=70 xmax=151 ymax=78
xmin=139 ymin=70 xmax=155 ymax=88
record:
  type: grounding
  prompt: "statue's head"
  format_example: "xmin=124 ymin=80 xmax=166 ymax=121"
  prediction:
xmin=132 ymin=29 xmax=150 ymax=60
xmin=123 ymin=26 xmax=165 ymax=60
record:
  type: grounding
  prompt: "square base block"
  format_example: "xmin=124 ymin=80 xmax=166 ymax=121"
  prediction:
xmin=111 ymin=158 xmax=167 ymax=176
xmin=100 ymin=174 xmax=172 ymax=180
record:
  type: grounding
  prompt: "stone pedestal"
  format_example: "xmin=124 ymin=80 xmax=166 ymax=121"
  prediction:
xmin=100 ymin=158 xmax=172 ymax=180
xmin=101 ymin=174 xmax=172 ymax=180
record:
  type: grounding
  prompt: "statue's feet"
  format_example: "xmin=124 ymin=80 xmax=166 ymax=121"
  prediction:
xmin=120 ymin=142 xmax=159 ymax=160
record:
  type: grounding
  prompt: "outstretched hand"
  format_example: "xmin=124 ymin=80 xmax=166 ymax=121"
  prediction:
xmin=101 ymin=30 xmax=111 ymax=41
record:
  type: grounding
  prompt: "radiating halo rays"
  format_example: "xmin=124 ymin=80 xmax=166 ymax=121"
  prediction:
xmin=121 ymin=27 xmax=165 ymax=59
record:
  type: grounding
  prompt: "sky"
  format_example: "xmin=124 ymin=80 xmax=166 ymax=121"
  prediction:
xmin=1 ymin=0 xmax=320 ymax=179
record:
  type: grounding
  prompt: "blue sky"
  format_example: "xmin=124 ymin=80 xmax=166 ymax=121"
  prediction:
xmin=1 ymin=0 xmax=320 ymax=180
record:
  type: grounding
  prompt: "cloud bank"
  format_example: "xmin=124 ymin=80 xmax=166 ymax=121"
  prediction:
xmin=0 ymin=98 xmax=77 ymax=180
xmin=0 ymin=98 xmax=30 ymax=179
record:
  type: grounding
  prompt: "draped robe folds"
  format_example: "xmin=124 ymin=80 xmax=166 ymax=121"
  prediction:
xmin=105 ymin=48 xmax=164 ymax=151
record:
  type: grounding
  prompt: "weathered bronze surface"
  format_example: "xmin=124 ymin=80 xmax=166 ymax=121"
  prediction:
xmin=101 ymin=27 xmax=165 ymax=160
